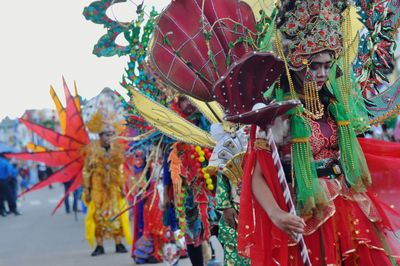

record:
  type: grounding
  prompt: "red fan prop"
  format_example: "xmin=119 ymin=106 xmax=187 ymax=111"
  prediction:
xmin=5 ymin=78 xmax=90 ymax=214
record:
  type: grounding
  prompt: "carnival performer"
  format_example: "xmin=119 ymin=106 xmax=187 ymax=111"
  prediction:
xmin=165 ymin=96 xmax=218 ymax=266
xmin=147 ymin=0 xmax=400 ymax=265
xmin=235 ymin=1 xmax=400 ymax=265
xmin=83 ymin=1 xmax=174 ymax=262
xmin=130 ymin=148 xmax=166 ymax=264
xmin=82 ymin=110 xmax=131 ymax=256
xmin=5 ymin=81 xmax=133 ymax=257
xmin=207 ymin=124 xmax=250 ymax=266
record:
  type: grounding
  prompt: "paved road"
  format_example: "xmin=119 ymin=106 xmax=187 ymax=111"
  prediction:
xmin=0 ymin=185 xmax=223 ymax=266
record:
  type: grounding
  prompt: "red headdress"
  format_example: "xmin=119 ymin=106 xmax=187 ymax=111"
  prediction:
xmin=149 ymin=0 xmax=296 ymax=127
xmin=278 ymin=0 xmax=345 ymax=70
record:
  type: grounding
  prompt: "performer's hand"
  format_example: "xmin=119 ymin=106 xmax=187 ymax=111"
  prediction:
xmin=270 ymin=209 xmax=305 ymax=240
xmin=223 ymin=208 xmax=238 ymax=229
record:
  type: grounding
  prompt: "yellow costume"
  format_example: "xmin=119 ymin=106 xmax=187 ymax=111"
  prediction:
xmin=82 ymin=110 xmax=131 ymax=253
xmin=82 ymin=141 xmax=132 ymax=247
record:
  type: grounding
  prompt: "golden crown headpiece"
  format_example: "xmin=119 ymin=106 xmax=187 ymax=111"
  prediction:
xmin=278 ymin=0 xmax=345 ymax=69
xmin=86 ymin=109 xmax=125 ymax=135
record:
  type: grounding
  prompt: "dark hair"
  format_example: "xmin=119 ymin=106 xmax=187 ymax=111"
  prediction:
xmin=278 ymin=69 xmax=302 ymax=94
xmin=278 ymin=70 xmax=336 ymax=106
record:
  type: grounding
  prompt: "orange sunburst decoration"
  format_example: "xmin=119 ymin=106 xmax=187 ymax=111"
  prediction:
xmin=5 ymin=78 xmax=90 ymax=214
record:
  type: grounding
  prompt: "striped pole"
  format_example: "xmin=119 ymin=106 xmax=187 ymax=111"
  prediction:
xmin=267 ymin=128 xmax=312 ymax=266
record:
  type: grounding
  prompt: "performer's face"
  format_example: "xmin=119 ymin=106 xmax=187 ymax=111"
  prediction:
xmin=295 ymin=52 xmax=333 ymax=91
xmin=133 ymin=153 xmax=144 ymax=168
xmin=179 ymin=97 xmax=196 ymax=116
xmin=99 ymin=130 xmax=115 ymax=148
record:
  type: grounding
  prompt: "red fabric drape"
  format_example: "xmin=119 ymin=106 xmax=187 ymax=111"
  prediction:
xmin=237 ymin=126 xmax=290 ymax=266
xmin=359 ymin=138 xmax=400 ymax=230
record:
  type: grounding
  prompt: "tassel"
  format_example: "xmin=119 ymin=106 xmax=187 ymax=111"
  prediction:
xmin=291 ymin=114 xmax=327 ymax=217
xmin=302 ymin=66 xmax=324 ymax=120
xmin=168 ymin=144 xmax=183 ymax=205
xmin=329 ymin=102 xmax=371 ymax=191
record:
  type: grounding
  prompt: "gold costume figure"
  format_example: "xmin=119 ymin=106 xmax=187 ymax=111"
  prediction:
xmin=83 ymin=141 xmax=124 ymax=237
xmin=82 ymin=111 xmax=131 ymax=256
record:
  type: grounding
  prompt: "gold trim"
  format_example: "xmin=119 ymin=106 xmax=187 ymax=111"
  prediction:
xmin=254 ymin=139 xmax=271 ymax=151
xmin=291 ymin=137 xmax=309 ymax=143
xmin=337 ymin=120 xmax=350 ymax=126
xmin=187 ymin=96 xmax=225 ymax=124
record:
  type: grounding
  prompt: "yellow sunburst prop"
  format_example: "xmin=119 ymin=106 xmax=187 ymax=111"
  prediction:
xmin=50 ymin=82 xmax=82 ymax=134
xmin=50 ymin=86 xmax=67 ymax=134
xmin=74 ymin=81 xmax=81 ymax=113
xmin=26 ymin=142 xmax=47 ymax=152
xmin=128 ymin=86 xmax=216 ymax=148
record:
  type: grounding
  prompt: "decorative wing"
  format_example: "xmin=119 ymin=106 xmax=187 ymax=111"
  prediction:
xmin=20 ymin=159 xmax=83 ymax=196
xmin=6 ymin=150 xmax=80 ymax=167
xmin=368 ymin=77 xmax=400 ymax=125
xmin=51 ymin=172 xmax=83 ymax=215
xmin=20 ymin=119 xmax=84 ymax=150
xmin=129 ymin=86 xmax=216 ymax=148
xmin=214 ymin=51 xmax=284 ymax=118
xmin=187 ymin=97 xmax=225 ymax=123
xmin=114 ymin=90 xmax=154 ymax=132
xmin=388 ymin=0 xmax=400 ymax=32
xmin=354 ymin=0 xmax=397 ymax=96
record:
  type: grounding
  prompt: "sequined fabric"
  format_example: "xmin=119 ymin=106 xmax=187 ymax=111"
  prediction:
xmin=83 ymin=141 xmax=125 ymax=239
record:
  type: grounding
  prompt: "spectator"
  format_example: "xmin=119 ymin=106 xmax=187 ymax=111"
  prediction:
xmin=63 ymin=181 xmax=79 ymax=214
xmin=46 ymin=166 xmax=54 ymax=189
xmin=37 ymin=163 xmax=47 ymax=182
xmin=19 ymin=165 xmax=30 ymax=194
xmin=0 ymin=153 xmax=20 ymax=216
xmin=37 ymin=163 xmax=53 ymax=189
xmin=28 ymin=162 xmax=39 ymax=185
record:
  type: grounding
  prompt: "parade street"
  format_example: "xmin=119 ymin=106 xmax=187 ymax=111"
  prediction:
xmin=0 ymin=185 xmax=222 ymax=266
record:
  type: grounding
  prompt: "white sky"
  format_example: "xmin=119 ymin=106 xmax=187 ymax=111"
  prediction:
xmin=0 ymin=0 xmax=170 ymax=120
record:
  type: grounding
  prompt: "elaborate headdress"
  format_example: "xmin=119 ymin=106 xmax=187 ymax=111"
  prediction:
xmin=86 ymin=109 xmax=125 ymax=135
xmin=278 ymin=0 xmax=345 ymax=69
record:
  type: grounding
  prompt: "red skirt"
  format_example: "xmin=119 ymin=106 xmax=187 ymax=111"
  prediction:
xmin=238 ymin=140 xmax=400 ymax=266
xmin=289 ymin=194 xmax=399 ymax=265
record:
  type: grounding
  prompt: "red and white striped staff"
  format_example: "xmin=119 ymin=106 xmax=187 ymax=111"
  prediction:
xmin=267 ymin=128 xmax=312 ymax=266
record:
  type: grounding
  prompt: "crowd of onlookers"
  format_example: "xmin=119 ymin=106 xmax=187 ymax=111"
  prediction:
xmin=0 ymin=154 xmax=84 ymax=217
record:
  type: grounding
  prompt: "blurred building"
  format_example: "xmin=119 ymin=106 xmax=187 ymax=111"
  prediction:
xmin=0 ymin=108 xmax=58 ymax=151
